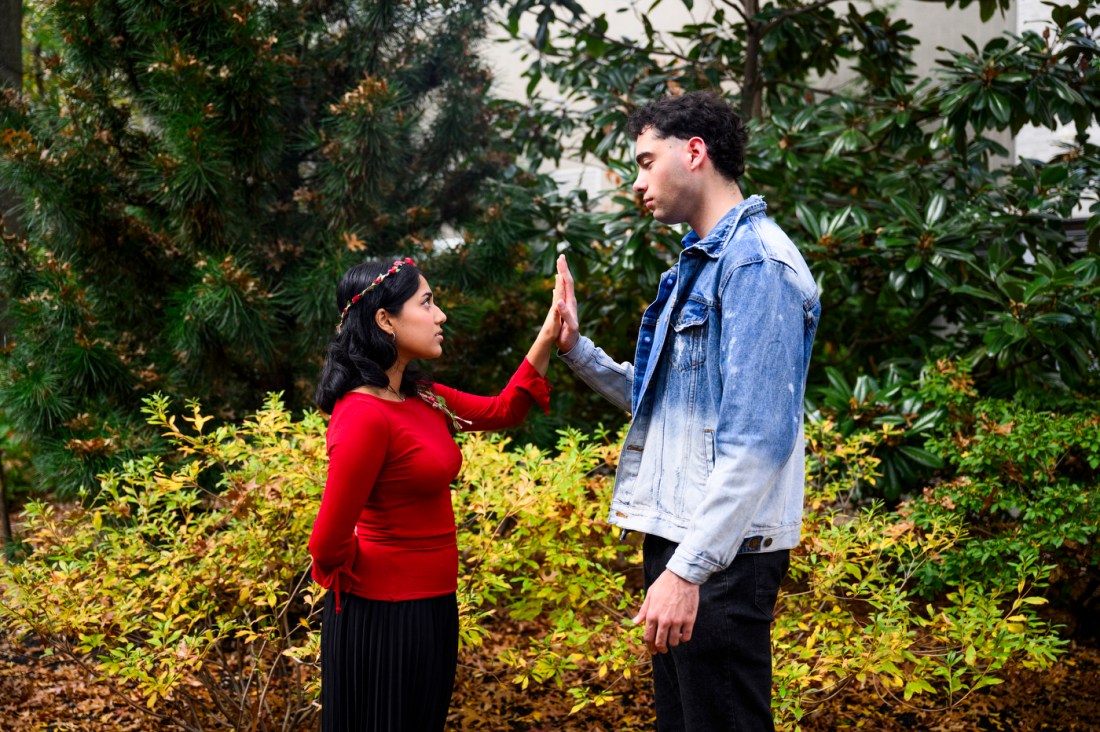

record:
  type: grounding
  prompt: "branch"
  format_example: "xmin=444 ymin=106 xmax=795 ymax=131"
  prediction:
xmin=718 ymin=0 xmax=751 ymax=24
xmin=760 ymin=0 xmax=849 ymax=35
xmin=520 ymin=13 xmax=698 ymax=65
xmin=196 ymin=664 xmax=238 ymax=727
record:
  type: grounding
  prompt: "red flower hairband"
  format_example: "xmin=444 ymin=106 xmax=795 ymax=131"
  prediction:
xmin=336 ymin=257 xmax=416 ymax=333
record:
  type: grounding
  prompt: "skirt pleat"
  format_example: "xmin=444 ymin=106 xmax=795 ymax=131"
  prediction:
xmin=321 ymin=591 xmax=458 ymax=732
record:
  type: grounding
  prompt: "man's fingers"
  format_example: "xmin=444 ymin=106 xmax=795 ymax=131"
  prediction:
xmin=557 ymin=299 xmax=577 ymax=327
xmin=556 ymin=253 xmax=571 ymax=281
xmin=653 ymin=620 xmax=671 ymax=654
xmin=640 ymin=610 xmax=659 ymax=654
xmin=645 ymin=620 xmax=660 ymax=654
xmin=557 ymin=254 xmax=575 ymax=302
xmin=649 ymin=621 xmax=697 ymax=653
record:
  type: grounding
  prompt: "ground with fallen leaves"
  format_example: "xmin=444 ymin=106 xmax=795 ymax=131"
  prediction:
xmin=2 ymin=621 xmax=1097 ymax=731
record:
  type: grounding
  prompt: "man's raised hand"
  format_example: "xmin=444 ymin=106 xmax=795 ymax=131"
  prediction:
xmin=555 ymin=254 xmax=580 ymax=353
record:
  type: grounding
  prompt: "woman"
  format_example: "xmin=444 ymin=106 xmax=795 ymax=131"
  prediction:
xmin=309 ymin=257 xmax=561 ymax=731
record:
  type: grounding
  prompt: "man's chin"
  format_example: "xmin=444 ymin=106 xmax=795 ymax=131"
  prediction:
xmin=652 ymin=211 xmax=683 ymax=226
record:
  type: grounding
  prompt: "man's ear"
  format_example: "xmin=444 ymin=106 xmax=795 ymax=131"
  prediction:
xmin=686 ymin=136 xmax=708 ymax=171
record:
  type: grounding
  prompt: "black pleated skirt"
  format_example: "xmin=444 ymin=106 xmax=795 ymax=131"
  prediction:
xmin=320 ymin=591 xmax=459 ymax=732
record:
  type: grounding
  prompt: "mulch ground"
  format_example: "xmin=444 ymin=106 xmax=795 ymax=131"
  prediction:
xmin=798 ymin=641 xmax=1100 ymax=731
xmin=2 ymin=624 xmax=1097 ymax=731
xmin=0 ymin=631 xmax=148 ymax=731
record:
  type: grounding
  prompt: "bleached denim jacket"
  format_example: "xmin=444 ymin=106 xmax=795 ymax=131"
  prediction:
xmin=561 ymin=196 xmax=820 ymax=585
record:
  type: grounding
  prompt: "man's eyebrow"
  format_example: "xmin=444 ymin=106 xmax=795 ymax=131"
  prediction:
xmin=635 ymin=151 xmax=653 ymax=164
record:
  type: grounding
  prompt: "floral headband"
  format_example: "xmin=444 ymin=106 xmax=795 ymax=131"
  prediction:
xmin=336 ymin=257 xmax=416 ymax=333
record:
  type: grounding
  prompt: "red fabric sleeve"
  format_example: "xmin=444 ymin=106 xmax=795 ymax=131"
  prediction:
xmin=431 ymin=357 xmax=551 ymax=432
xmin=308 ymin=400 xmax=389 ymax=596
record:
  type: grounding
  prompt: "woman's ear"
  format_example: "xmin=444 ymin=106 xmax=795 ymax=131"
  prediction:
xmin=375 ymin=308 xmax=393 ymax=335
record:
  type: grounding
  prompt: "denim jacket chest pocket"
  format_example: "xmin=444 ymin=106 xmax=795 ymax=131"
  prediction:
xmin=671 ymin=297 xmax=711 ymax=371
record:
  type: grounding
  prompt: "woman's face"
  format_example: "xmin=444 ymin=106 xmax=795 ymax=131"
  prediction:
xmin=387 ymin=275 xmax=447 ymax=362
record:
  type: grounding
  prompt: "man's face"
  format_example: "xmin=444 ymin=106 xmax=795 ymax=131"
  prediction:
xmin=632 ymin=126 xmax=693 ymax=226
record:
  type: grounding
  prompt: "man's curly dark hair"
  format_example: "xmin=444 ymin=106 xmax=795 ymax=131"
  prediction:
xmin=627 ymin=91 xmax=748 ymax=183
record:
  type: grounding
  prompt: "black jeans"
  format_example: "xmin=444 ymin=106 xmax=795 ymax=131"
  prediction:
xmin=643 ymin=534 xmax=789 ymax=732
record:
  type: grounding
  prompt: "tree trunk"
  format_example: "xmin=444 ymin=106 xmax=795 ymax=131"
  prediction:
xmin=741 ymin=0 xmax=763 ymax=121
xmin=0 ymin=0 xmax=21 ymax=88
xmin=1 ymin=0 xmax=23 ymax=230
xmin=0 ymin=1 xmax=20 ymax=559
xmin=0 ymin=449 xmax=12 ymax=560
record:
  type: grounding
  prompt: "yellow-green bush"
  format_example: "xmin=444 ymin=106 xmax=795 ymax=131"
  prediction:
xmin=774 ymin=420 xmax=1062 ymax=723
xmin=1 ymin=394 xmax=327 ymax=730
xmin=0 ymin=394 xmax=1064 ymax=730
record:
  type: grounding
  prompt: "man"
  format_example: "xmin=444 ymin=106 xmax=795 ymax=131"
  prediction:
xmin=554 ymin=91 xmax=820 ymax=731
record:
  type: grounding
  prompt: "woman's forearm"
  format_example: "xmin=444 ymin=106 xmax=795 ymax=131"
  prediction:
xmin=525 ymin=332 xmax=556 ymax=376
xmin=527 ymin=274 xmax=564 ymax=375
xmin=526 ymin=273 xmax=564 ymax=376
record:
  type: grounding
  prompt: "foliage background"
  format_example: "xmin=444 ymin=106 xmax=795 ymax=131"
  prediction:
xmin=1 ymin=0 xmax=1099 ymax=729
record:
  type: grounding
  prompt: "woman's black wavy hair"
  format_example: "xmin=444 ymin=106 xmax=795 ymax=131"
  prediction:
xmin=314 ymin=259 xmax=428 ymax=414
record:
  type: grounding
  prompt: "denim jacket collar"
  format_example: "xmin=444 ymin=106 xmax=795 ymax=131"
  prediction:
xmin=629 ymin=195 xmax=768 ymax=410
xmin=680 ymin=194 xmax=768 ymax=259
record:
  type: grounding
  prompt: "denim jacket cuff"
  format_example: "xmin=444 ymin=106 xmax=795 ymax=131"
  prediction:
xmin=665 ymin=550 xmax=718 ymax=586
xmin=557 ymin=334 xmax=594 ymax=366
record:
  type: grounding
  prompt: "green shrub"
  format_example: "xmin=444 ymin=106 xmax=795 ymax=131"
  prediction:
xmin=906 ymin=360 xmax=1100 ymax=610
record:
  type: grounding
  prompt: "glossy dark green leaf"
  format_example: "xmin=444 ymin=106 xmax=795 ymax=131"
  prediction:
xmin=925 ymin=192 xmax=947 ymax=227
xmin=898 ymin=445 xmax=946 ymax=469
xmin=1039 ymin=165 xmax=1069 ymax=186
xmin=909 ymin=408 xmax=945 ymax=433
xmin=1021 ymin=275 xmax=1051 ymax=303
xmin=988 ymin=91 xmax=1012 ymax=125
xmin=1031 ymin=313 xmax=1076 ymax=326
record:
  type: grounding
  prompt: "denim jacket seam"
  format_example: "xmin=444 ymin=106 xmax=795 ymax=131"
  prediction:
xmin=804 ymin=287 xmax=821 ymax=311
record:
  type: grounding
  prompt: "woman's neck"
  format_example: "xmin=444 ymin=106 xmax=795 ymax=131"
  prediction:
xmin=386 ymin=362 xmax=407 ymax=393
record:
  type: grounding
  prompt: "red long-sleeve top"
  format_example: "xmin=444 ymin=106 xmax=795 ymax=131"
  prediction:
xmin=308 ymin=358 xmax=550 ymax=606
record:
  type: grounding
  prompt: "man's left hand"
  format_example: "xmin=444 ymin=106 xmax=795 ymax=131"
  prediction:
xmin=633 ymin=569 xmax=700 ymax=654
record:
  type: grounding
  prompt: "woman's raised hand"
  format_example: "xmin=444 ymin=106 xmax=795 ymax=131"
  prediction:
xmin=526 ymin=260 xmax=567 ymax=376
xmin=537 ymin=265 xmax=565 ymax=345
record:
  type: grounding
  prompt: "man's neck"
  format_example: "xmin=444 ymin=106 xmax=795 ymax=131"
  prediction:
xmin=689 ymin=186 xmax=745 ymax=240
